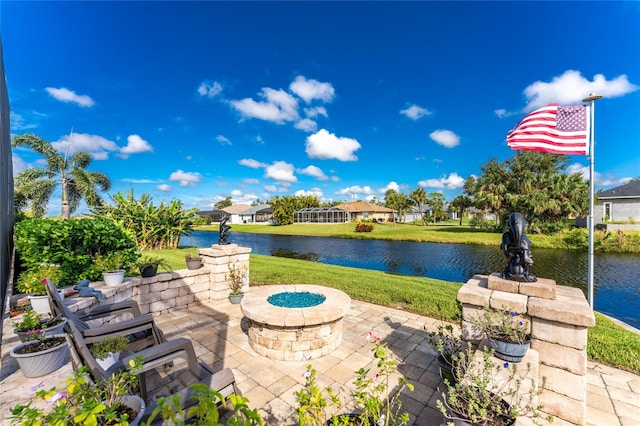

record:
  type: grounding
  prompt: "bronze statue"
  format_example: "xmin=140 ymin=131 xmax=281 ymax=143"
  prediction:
xmin=218 ymin=216 xmax=231 ymax=245
xmin=499 ymin=212 xmax=537 ymax=282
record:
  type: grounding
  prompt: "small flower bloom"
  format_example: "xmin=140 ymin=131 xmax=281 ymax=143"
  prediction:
xmin=30 ymin=382 xmax=45 ymax=391
xmin=510 ymin=312 xmax=517 ymax=317
xmin=47 ymin=392 xmax=66 ymax=404
xmin=302 ymin=354 xmax=312 ymax=361
xmin=503 ymin=362 xmax=509 ymax=368
xmin=302 ymin=370 xmax=312 ymax=378
xmin=518 ymin=321 xmax=524 ymax=327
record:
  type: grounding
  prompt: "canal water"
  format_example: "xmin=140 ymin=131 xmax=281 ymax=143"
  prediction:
xmin=181 ymin=231 xmax=640 ymax=329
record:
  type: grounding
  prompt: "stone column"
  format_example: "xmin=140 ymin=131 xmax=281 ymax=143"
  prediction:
xmin=458 ymin=273 xmax=595 ymax=425
xmin=198 ymin=244 xmax=251 ymax=302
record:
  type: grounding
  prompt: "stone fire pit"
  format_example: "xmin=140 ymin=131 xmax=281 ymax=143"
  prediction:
xmin=240 ymin=284 xmax=351 ymax=360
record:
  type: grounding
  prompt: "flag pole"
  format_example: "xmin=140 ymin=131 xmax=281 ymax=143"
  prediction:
xmin=582 ymin=93 xmax=602 ymax=308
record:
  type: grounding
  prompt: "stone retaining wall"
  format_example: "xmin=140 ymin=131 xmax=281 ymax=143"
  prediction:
xmin=66 ymin=244 xmax=251 ymax=316
xmin=458 ymin=273 xmax=595 ymax=425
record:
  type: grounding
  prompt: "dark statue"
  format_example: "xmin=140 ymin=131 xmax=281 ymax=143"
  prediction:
xmin=218 ymin=216 xmax=231 ymax=245
xmin=499 ymin=212 xmax=537 ymax=282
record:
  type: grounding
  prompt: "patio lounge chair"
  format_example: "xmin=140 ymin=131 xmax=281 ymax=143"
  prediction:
xmin=65 ymin=320 xmax=239 ymax=408
xmin=46 ymin=279 xmax=166 ymax=352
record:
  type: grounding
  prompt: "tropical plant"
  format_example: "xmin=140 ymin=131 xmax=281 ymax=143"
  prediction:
xmin=12 ymin=133 xmax=111 ymax=219
xmin=437 ymin=346 xmax=551 ymax=426
xmin=226 ymin=263 xmax=248 ymax=295
xmin=470 ymin=307 xmax=530 ymax=344
xmin=144 ymin=382 xmax=264 ymax=425
xmin=450 ymin=194 xmax=473 ymax=226
xmin=91 ymin=190 xmax=199 ymax=250
xmin=16 ymin=263 xmax=62 ymax=295
xmin=427 ymin=192 xmax=446 ymax=224
xmin=296 ymin=332 xmax=414 ymax=426
xmin=9 ymin=358 xmax=143 ymax=426
xmin=270 ymin=195 xmax=320 ymax=226
xmin=12 ymin=309 xmax=43 ymax=333
xmin=89 ymin=336 xmax=129 ymax=360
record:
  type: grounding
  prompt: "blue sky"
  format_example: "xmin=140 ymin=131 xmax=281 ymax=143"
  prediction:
xmin=4 ymin=1 xmax=640 ymax=215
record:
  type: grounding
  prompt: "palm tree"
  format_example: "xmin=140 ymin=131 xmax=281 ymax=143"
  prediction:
xmin=450 ymin=194 xmax=473 ymax=225
xmin=410 ymin=188 xmax=428 ymax=226
xmin=12 ymin=133 xmax=111 ymax=219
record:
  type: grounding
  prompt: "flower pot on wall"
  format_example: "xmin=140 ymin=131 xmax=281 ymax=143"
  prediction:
xmin=140 ymin=265 xmax=158 ymax=278
xmin=488 ymin=336 xmax=531 ymax=363
xmin=10 ymin=335 xmax=68 ymax=377
xmin=102 ymin=270 xmax=125 ymax=286
xmin=186 ymin=258 xmax=202 ymax=270
xmin=27 ymin=295 xmax=52 ymax=314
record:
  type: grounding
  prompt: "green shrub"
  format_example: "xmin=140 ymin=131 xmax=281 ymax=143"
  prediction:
xmin=562 ymin=228 xmax=588 ymax=249
xmin=15 ymin=218 xmax=138 ymax=286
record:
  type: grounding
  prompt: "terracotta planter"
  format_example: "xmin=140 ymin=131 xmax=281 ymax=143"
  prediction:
xmin=103 ymin=270 xmax=125 ymax=286
xmin=10 ymin=335 xmax=68 ymax=377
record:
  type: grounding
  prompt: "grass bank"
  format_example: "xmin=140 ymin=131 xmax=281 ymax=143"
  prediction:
xmin=154 ymin=249 xmax=640 ymax=374
xmin=196 ymin=222 xmax=640 ymax=252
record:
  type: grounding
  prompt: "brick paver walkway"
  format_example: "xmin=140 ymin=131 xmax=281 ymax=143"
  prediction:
xmin=2 ymin=299 xmax=639 ymax=425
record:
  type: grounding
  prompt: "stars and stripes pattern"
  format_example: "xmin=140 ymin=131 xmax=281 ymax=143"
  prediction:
xmin=506 ymin=103 xmax=590 ymax=155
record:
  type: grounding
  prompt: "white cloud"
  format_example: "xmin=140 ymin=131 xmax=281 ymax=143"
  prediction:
xmin=295 ymin=187 xmax=324 ymax=198
xmin=522 ymin=70 xmax=639 ymax=111
xmin=298 ymin=165 xmax=328 ymax=181
xmin=264 ymin=184 xmax=277 ymax=192
xmin=239 ymin=158 xmax=267 ymax=169
xmin=304 ymin=106 xmax=328 ymax=118
xmin=265 ymin=161 xmax=297 ymax=183
xmin=400 ymin=104 xmax=431 ymax=120
xmin=197 ymin=80 xmax=223 ymax=98
xmin=295 ymin=118 xmax=318 ymax=132
xmin=330 ymin=175 xmax=340 ymax=182
xmin=243 ymin=178 xmax=260 ymax=185
xmin=335 ymin=185 xmax=375 ymax=197
xmin=122 ymin=178 xmax=162 ymax=184
xmin=157 ymin=184 xmax=172 ymax=192
xmin=217 ymin=135 xmax=231 ymax=145
xmin=289 ymin=76 xmax=335 ymax=103
xmin=566 ymin=163 xmax=632 ymax=187
xmin=430 ymin=130 xmax=460 ymax=148
xmin=120 ymin=134 xmax=153 ymax=158
xmin=10 ymin=111 xmax=38 ymax=131
xmin=230 ymin=189 xmax=244 ymax=197
xmin=306 ymin=129 xmax=361 ymax=161
xmin=168 ymin=169 xmax=202 ymax=187
xmin=45 ymin=87 xmax=95 ymax=107
xmin=51 ymin=133 xmax=119 ymax=160
xmin=230 ymin=87 xmax=299 ymax=123
xmin=379 ymin=181 xmax=400 ymax=193
xmin=418 ymin=172 xmax=465 ymax=189
xmin=12 ymin=154 xmax=28 ymax=176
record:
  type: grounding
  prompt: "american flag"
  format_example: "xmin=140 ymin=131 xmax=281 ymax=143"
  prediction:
xmin=506 ymin=103 xmax=590 ymax=155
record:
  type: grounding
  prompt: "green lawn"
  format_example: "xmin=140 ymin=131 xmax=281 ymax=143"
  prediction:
xmin=153 ymin=249 xmax=640 ymax=374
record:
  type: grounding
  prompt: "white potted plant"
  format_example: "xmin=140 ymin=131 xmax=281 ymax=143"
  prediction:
xmin=94 ymin=252 xmax=127 ymax=286
xmin=90 ymin=335 xmax=129 ymax=370
xmin=15 ymin=263 xmax=63 ymax=314
xmin=469 ymin=306 xmax=531 ymax=363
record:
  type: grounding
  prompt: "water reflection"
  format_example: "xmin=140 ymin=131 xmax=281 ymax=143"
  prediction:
xmin=181 ymin=231 xmax=640 ymax=328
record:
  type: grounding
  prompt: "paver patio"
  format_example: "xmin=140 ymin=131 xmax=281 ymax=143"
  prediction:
xmin=2 ymin=298 xmax=639 ymax=425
